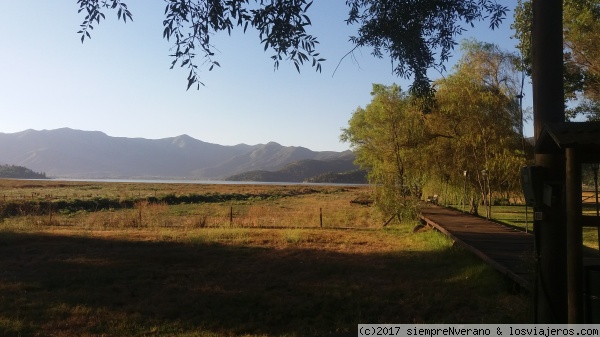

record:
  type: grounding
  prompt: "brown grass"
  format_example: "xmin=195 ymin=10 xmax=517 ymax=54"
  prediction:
xmin=0 ymin=180 xmax=533 ymax=336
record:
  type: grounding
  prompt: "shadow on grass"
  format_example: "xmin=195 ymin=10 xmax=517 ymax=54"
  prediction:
xmin=0 ymin=231 xmax=531 ymax=336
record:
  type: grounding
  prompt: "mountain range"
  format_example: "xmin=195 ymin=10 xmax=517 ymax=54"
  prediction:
xmin=0 ymin=128 xmax=358 ymax=181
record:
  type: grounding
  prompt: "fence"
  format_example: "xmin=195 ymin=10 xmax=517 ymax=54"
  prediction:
xmin=0 ymin=195 xmax=376 ymax=230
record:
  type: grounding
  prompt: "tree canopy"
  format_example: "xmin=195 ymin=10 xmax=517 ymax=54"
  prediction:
xmin=341 ymin=84 xmax=427 ymax=218
xmin=513 ymin=0 xmax=600 ymax=120
xmin=341 ymin=41 xmax=529 ymax=219
xmin=431 ymin=40 xmax=527 ymax=215
xmin=75 ymin=0 xmax=508 ymax=94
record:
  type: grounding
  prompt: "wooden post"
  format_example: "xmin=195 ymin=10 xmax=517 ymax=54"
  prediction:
xmin=593 ymin=163 xmax=600 ymax=249
xmin=532 ymin=0 xmax=567 ymax=323
xmin=319 ymin=208 xmax=323 ymax=228
xmin=230 ymin=206 xmax=233 ymax=227
xmin=48 ymin=202 xmax=53 ymax=225
xmin=566 ymin=147 xmax=583 ymax=323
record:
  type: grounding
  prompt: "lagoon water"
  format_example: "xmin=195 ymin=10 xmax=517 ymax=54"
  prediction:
xmin=50 ymin=178 xmax=366 ymax=187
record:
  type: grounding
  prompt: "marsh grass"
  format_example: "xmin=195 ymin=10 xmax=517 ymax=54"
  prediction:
xmin=1 ymin=195 xmax=377 ymax=232
xmin=0 ymin=180 xmax=376 ymax=231
xmin=0 ymin=180 xmax=533 ymax=336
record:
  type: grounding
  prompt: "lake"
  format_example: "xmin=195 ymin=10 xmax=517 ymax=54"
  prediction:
xmin=50 ymin=178 xmax=367 ymax=187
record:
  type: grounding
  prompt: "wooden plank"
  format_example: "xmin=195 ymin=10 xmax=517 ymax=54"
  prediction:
xmin=420 ymin=205 xmax=534 ymax=291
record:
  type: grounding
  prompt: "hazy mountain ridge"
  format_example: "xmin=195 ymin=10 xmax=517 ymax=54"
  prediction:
xmin=226 ymin=158 xmax=362 ymax=182
xmin=0 ymin=128 xmax=354 ymax=180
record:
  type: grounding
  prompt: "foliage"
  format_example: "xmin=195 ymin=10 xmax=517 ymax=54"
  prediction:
xmin=512 ymin=0 xmax=600 ymax=120
xmin=344 ymin=0 xmax=508 ymax=97
xmin=435 ymin=43 xmax=527 ymax=212
xmin=75 ymin=0 xmax=508 ymax=93
xmin=341 ymin=84 xmax=427 ymax=218
xmin=342 ymin=42 xmax=529 ymax=218
xmin=0 ymin=164 xmax=47 ymax=179
xmin=76 ymin=0 xmax=324 ymax=90
xmin=431 ymin=40 xmax=528 ymax=206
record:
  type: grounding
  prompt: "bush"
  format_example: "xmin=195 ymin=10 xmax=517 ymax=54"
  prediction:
xmin=493 ymin=198 xmax=511 ymax=206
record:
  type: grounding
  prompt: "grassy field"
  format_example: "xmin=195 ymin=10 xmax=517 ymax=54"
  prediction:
xmin=482 ymin=195 xmax=600 ymax=249
xmin=0 ymin=180 xmax=532 ymax=336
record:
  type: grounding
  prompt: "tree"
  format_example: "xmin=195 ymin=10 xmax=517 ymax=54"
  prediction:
xmin=340 ymin=84 xmax=427 ymax=219
xmin=513 ymin=0 xmax=600 ymax=120
xmin=430 ymin=40 xmax=527 ymax=216
xmin=75 ymin=0 xmax=508 ymax=93
xmin=341 ymin=42 xmax=527 ymax=219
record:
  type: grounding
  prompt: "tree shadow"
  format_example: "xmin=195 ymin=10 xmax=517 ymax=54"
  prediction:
xmin=0 ymin=231 xmax=531 ymax=336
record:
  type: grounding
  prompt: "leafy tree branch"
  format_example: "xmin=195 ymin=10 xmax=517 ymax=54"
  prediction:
xmin=75 ymin=0 xmax=507 ymax=93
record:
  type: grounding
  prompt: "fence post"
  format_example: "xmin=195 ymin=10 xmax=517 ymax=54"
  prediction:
xmin=48 ymin=202 xmax=53 ymax=225
xmin=320 ymin=208 xmax=322 ymax=228
xmin=230 ymin=206 xmax=233 ymax=227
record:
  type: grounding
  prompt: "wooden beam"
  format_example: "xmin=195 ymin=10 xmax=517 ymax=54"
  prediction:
xmin=566 ymin=147 xmax=583 ymax=323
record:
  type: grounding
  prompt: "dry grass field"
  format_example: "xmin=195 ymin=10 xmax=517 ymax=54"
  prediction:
xmin=0 ymin=179 xmax=532 ymax=336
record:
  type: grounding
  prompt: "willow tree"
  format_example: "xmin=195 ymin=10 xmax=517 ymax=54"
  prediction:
xmin=341 ymin=84 xmax=428 ymax=220
xmin=342 ymin=42 xmax=526 ymax=218
xmin=430 ymin=41 xmax=526 ymax=214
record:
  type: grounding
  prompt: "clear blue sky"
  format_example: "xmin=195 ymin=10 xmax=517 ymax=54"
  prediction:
xmin=0 ymin=1 xmax=532 ymax=152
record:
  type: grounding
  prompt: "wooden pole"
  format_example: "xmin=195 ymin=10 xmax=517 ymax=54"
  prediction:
xmin=319 ymin=208 xmax=322 ymax=228
xmin=532 ymin=0 xmax=567 ymax=323
xmin=48 ymin=202 xmax=53 ymax=225
xmin=230 ymin=206 xmax=233 ymax=227
xmin=593 ymin=164 xmax=600 ymax=249
xmin=566 ymin=148 xmax=583 ymax=323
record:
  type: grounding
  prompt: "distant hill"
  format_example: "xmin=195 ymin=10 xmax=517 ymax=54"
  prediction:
xmin=226 ymin=158 xmax=364 ymax=183
xmin=0 ymin=164 xmax=48 ymax=179
xmin=200 ymin=141 xmax=355 ymax=178
xmin=0 ymin=128 xmax=354 ymax=180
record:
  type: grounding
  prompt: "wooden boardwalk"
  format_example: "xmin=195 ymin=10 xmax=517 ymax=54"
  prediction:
xmin=420 ymin=205 xmax=535 ymax=291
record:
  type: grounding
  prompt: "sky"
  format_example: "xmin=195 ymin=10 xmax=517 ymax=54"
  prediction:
xmin=0 ymin=1 xmax=532 ymax=152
